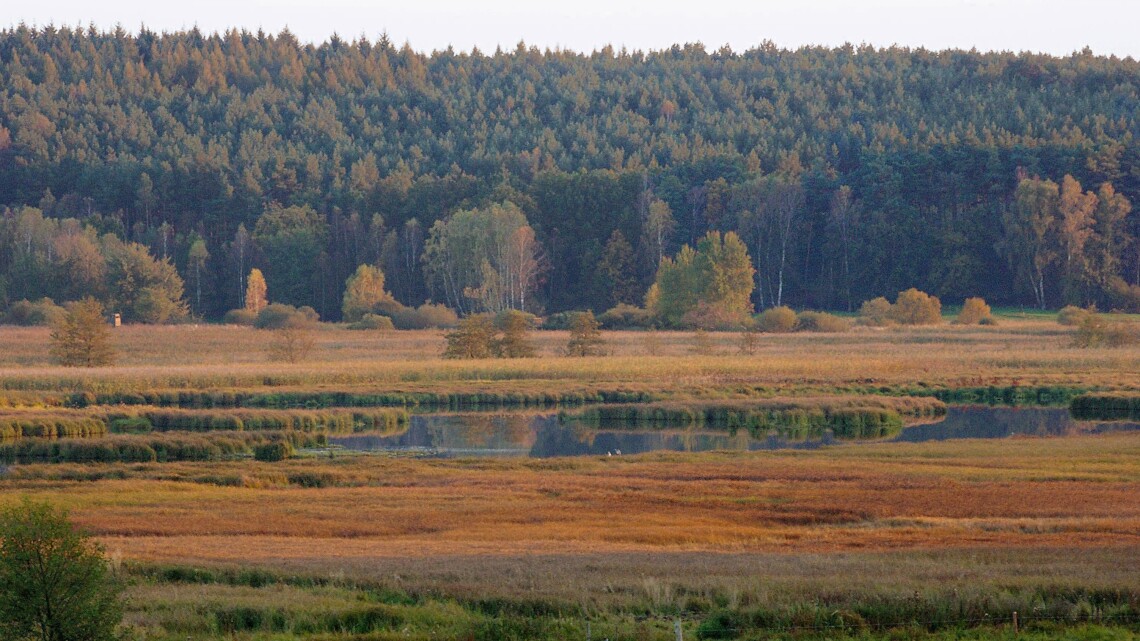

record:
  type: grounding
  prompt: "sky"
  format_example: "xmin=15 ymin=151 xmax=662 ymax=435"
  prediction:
xmin=3 ymin=0 xmax=1139 ymax=58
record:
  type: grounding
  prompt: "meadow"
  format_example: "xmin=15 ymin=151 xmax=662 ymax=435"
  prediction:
xmin=0 ymin=314 xmax=1138 ymax=640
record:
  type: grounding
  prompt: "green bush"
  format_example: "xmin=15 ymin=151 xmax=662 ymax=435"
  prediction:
xmin=756 ymin=306 xmax=798 ymax=333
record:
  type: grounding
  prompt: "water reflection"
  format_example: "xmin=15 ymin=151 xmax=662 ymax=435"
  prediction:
xmin=328 ymin=407 xmax=1140 ymax=458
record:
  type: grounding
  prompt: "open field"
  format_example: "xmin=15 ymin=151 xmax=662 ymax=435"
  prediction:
xmin=0 ymin=318 xmax=1139 ymax=402
xmin=1 ymin=317 xmax=1139 ymax=639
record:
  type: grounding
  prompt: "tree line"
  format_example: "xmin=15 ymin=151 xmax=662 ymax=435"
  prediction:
xmin=1 ymin=26 xmax=1139 ymax=320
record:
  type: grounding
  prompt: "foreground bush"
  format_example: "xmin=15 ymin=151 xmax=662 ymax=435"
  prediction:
xmin=0 ymin=500 xmax=123 ymax=641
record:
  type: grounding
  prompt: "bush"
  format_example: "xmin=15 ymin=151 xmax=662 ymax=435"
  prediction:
xmin=347 ymin=313 xmax=394 ymax=331
xmin=681 ymin=301 xmax=749 ymax=330
xmin=222 ymin=308 xmax=257 ymax=326
xmin=253 ymin=441 xmax=294 ymax=462
xmin=0 ymin=500 xmax=123 ymax=641
xmin=597 ymin=303 xmax=654 ymax=329
xmin=389 ymin=303 xmax=459 ymax=329
xmin=566 ymin=311 xmax=605 ymax=356
xmin=494 ymin=310 xmax=537 ymax=358
xmin=858 ymin=297 xmax=893 ymax=326
xmin=756 ymin=306 xmax=797 ymax=333
xmin=796 ymin=311 xmax=852 ymax=332
xmin=889 ymin=288 xmax=942 ymax=325
xmin=1072 ymin=314 xmax=1140 ymax=348
xmin=1058 ymin=305 xmax=1092 ymax=326
xmin=255 ymin=304 xmax=318 ymax=329
xmin=443 ymin=314 xmax=497 ymax=359
xmin=956 ymin=297 xmax=993 ymax=325
xmin=3 ymin=298 xmax=66 ymax=326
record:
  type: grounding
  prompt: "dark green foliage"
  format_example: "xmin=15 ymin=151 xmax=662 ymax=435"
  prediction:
xmin=562 ymin=397 xmax=946 ymax=440
xmin=1070 ymin=392 xmax=1140 ymax=420
xmin=0 ymin=500 xmax=123 ymax=641
xmin=2 ymin=29 xmax=1140 ymax=317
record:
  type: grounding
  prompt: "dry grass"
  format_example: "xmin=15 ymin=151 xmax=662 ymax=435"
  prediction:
xmin=1 ymin=433 xmax=1137 ymax=597
xmin=0 ymin=319 xmax=1138 ymax=400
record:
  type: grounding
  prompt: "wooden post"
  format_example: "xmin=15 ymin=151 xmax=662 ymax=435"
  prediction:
xmin=1012 ymin=611 xmax=1018 ymax=635
xmin=586 ymin=622 xmax=590 ymax=641
xmin=674 ymin=618 xmax=683 ymax=641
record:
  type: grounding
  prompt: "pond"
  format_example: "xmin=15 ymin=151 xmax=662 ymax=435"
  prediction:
xmin=328 ymin=406 xmax=1140 ymax=459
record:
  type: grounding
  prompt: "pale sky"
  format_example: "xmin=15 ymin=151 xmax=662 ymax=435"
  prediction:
xmin=4 ymin=0 xmax=1139 ymax=58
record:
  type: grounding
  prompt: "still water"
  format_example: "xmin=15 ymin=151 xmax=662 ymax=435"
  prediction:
xmin=328 ymin=407 xmax=1140 ymax=459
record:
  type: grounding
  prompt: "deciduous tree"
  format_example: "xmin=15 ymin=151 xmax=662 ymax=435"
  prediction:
xmin=49 ymin=297 xmax=116 ymax=366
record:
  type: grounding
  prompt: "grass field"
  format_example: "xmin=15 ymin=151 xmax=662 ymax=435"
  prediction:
xmin=0 ymin=316 xmax=1138 ymax=640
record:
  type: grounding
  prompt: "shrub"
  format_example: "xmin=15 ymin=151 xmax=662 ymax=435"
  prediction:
xmin=255 ymin=303 xmax=318 ymax=329
xmin=494 ymin=310 xmax=537 ymax=358
xmin=0 ymin=500 xmax=123 ymax=641
xmin=347 ymin=314 xmax=394 ymax=331
xmin=443 ymin=314 xmax=497 ymax=359
xmin=3 ymin=298 xmax=66 ymax=326
xmin=756 ymin=306 xmax=797 ymax=333
xmin=956 ymin=297 xmax=993 ymax=325
xmin=222 ymin=308 xmax=257 ymax=326
xmin=566 ymin=311 xmax=605 ymax=356
xmin=889 ymin=288 xmax=942 ymax=325
xmin=858 ymin=297 xmax=893 ymax=326
xmin=389 ymin=303 xmax=459 ymax=329
xmin=681 ymin=301 xmax=749 ymax=330
xmin=597 ymin=303 xmax=654 ymax=329
xmin=1072 ymin=314 xmax=1140 ymax=348
xmin=1058 ymin=305 xmax=1092 ymax=326
xmin=796 ymin=311 xmax=852 ymax=332
xmin=253 ymin=440 xmax=294 ymax=462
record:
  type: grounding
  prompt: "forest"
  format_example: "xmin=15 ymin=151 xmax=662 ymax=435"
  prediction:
xmin=1 ymin=25 xmax=1139 ymax=322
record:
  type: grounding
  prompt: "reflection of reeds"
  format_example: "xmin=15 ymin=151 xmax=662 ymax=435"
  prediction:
xmin=561 ymin=396 xmax=945 ymax=440
xmin=1071 ymin=392 xmax=1140 ymax=420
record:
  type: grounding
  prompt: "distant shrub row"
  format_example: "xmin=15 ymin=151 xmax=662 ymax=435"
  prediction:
xmin=106 ymin=408 xmax=407 ymax=434
xmin=0 ymin=431 xmax=323 ymax=464
xmin=0 ymin=414 xmax=106 ymax=439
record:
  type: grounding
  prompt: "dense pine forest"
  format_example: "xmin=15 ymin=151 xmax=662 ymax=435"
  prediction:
xmin=1 ymin=25 xmax=1139 ymax=322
